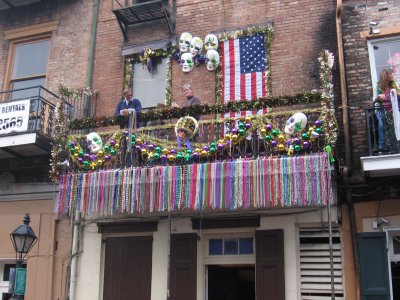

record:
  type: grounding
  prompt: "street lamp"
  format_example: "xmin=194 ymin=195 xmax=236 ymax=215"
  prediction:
xmin=10 ymin=214 xmax=38 ymax=267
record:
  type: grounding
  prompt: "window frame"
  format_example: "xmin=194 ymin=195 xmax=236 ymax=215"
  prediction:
xmin=367 ymin=35 xmax=400 ymax=97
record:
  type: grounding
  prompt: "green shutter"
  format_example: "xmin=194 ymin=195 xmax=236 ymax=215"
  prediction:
xmin=357 ymin=232 xmax=390 ymax=300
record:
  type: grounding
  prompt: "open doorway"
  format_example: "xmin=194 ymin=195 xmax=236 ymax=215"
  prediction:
xmin=207 ymin=264 xmax=255 ymax=300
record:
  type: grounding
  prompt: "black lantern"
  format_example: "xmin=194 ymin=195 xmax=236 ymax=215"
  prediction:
xmin=10 ymin=214 xmax=38 ymax=267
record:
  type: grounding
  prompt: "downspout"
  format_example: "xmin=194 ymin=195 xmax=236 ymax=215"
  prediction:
xmin=68 ymin=213 xmax=81 ymax=300
xmin=336 ymin=0 xmax=360 ymax=297
xmin=84 ymin=0 xmax=99 ymax=117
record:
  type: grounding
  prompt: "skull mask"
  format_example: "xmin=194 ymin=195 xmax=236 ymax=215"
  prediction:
xmin=180 ymin=53 xmax=194 ymax=73
xmin=179 ymin=32 xmax=192 ymax=53
xmin=206 ymin=49 xmax=220 ymax=71
xmin=284 ymin=112 xmax=308 ymax=136
xmin=86 ymin=132 xmax=103 ymax=153
xmin=204 ymin=34 xmax=218 ymax=51
xmin=189 ymin=37 xmax=203 ymax=56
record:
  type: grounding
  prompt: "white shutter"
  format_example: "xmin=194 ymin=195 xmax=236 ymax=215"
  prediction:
xmin=299 ymin=228 xmax=344 ymax=300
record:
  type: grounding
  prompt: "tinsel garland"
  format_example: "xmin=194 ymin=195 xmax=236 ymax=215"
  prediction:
xmin=68 ymin=92 xmax=322 ymax=130
xmin=56 ymin=153 xmax=334 ymax=217
xmin=49 ymin=100 xmax=65 ymax=181
xmin=318 ymin=50 xmax=338 ymax=146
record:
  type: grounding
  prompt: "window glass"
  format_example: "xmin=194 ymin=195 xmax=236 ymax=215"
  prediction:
xmin=370 ymin=38 xmax=400 ymax=95
xmin=132 ymin=57 xmax=168 ymax=109
xmin=224 ymin=238 xmax=238 ymax=255
xmin=12 ymin=40 xmax=49 ymax=78
xmin=10 ymin=78 xmax=45 ymax=100
xmin=239 ymin=238 xmax=254 ymax=254
xmin=209 ymin=239 xmax=223 ymax=255
xmin=393 ymin=236 xmax=400 ymax=255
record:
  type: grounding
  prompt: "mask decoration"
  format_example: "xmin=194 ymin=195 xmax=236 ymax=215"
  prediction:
xmin=206 ymin=49 xmax=220 ymax=71
xmin=180 ymin=53 xmax=194 ymax=73
xmin=86 ymin=132 xmax=103 ymax=153
xmin=284 ymin=112 xmax=308 ymax=136
xmin=179 ymin=32 xmax=192 ymax=53
xmin=204 ymin=34 xmax=219 ymax=51
xmin=189 ymin=37 xmax=204 ymax=57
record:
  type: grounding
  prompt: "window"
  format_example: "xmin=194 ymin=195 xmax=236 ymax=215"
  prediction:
xmin=208 ymin=237 xmax=254 ymax=256
xmin=132 ymin=57 xmax=168 ymax=109
xmin=3 ymin=21 xmax=57 ymax=101
xmin=368 ymin=36 xmax=400 ymax=96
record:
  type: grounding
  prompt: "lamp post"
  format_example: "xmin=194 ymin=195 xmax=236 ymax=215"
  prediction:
xmin=9 ymin=214 xmax=38 ymax=299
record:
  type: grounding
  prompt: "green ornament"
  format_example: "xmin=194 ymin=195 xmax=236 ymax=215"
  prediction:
xmin=272 ymin=129 xmax=279 ymax=136
xmin=69 ymin=148 xmax=75 ymax=154
xmin=177 ymin=154 xmax=182 ymax=159
xmin=83 ymin=161 xmax=89 ymax=167
xmin=210 ymin=147 xmax=216 ymax=154
xmin=110 ymin=149 xmax=116 ymax=156
xmin=302 ymin=133 xmax=309 ymax=140
xmin=184 ymin=154 xmax=191 ymax=161
xmin=294 ymin=145 xmax=301 ymax=152
xmin=238 ymin=122 xmax=245 ymax=129
xmin=78 ymin=150 xmax=84 ymax=157
xmin=155 ymin=146 xmax=162 ymax=153
xmin=186 ymin=149 xmax=192 ymax=155
xmin=265 ymin=135 xmax=272 ymax=141
xmin=104 ymin=145 xmax=110 ymax=152
xmin=238 ymin=129 xmax=245 ymax=136
xmin=316 ymin=127 xmax=323 ymax=134
xmin=131 ymin=141 xmax=136 ymax=146
xmin=210 ymin=142 xmax=216 ymax=148
xmin=154 ymin=153 xmax=160 ymax=159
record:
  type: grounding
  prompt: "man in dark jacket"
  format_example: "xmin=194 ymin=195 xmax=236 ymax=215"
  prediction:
xmin=114 ymin=87 xmax=142 ymax=129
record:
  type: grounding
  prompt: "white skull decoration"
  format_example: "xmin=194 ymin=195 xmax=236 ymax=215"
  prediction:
xmin=179 ymin=32 xmax=192 ymax=53
xmin=189 ymin=37 xmax=203 ymax=56
xmin=204 ymin=34 xmax=218 ymax=51
xmin=284 ymin=112 xmax=308 ymax=136
xmin=206 ymin=49 xmax=220 ymax=71
xmin=86 ymin=132 xmax=103 ymax=153
xmin=180 ymin=53 xmax=194 ymax=73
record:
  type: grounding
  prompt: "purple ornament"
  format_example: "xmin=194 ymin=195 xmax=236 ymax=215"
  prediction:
xmin=193 ymin=152 xmax=199 ymax=158
xmin=135 ymin=145 xmax=141 ymax=151
xmin=148 ymin=144 xmax=155 ymax=150
xmin=294 ymin=138 xmax=301 ymax=145
xmin=271 ymin=140 xmax=277 ymax=147
xmin=170 ymin=149 xmax=177 ymax=154
xmin=217 ymin=144 xmax=224 ymax=150
xmin=245 ymin=122 xmax=252 ymax=129
xmin=303 ymin=141 xmax=310 ymax=148
xmin=104 ymin=155 xmax=111 ymax=161
xmin=78 ymin=157 xmax=83 ymax=164
xmin=84 ymin=153 xmax=90 ymax=160
xmin=315 ymin=120 xmax=322 ymax=127
xmin=286 ymin=139 xmax=291 ymax=146
xmin=266 ymin=124 xmax=273 ymax=131
xmin=70 ymin=141 xmax=76 ymax=148
xmin=232 ymin=128 xmax=238 ymax=134
xmin=203 ymin=145 xmax=209 ymax=151
xmin=110 ymin=139 xmax=116 ymax=146
xmin=161 ymin=154 xmax=167 ymax=160
xmin=225 ymin=140 xmax=231 ymax=146
xmin=124 ymin=131 xmax=129 ymax=136
xmin=91 ymin=154 xmax=98 ymax=161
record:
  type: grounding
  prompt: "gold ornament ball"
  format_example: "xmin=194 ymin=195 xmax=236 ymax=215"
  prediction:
xmin=73 ymin=153 xmax=79 ymax=159
xmin=201 ymin=150 xmax=208 ymax=156
xmin=245 ymin=116 xmax=251 ymax=122
xmin=232 ymin=134 xmax=238 ymax=141
xmin=98 ymin=150 xmax=104 ymax=157
xmin=114 ymin=143 xmax=120 ymax=150
xmin=260 ymin=128 xmax=266 ymax=135
xmin=278 ymin=144 xmax=285 ymax=151
xmin=136 ymin=138 xmax=142 ymax=144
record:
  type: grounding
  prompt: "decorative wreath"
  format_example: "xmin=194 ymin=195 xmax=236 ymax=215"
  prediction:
xmin=175 ymin=116 xmax=199 ymax=139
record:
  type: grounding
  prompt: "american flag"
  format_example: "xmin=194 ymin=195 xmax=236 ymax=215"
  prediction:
xmin=220 ymin=33 xmax=268 ymax=120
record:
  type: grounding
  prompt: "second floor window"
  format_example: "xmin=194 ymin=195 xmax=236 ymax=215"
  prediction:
xmin=8 ymin=38 xmax=50 ymax=100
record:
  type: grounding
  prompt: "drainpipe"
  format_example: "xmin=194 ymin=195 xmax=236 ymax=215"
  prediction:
xmin=69 ymin=213 xmax=81 ymax=300
xmin=84 ymin=0 xmax=99 ymax=117
xmin=336 ymin=0 xmax=360 ymax=297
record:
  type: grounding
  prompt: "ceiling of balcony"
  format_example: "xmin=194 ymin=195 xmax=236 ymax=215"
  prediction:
xmin=0 ymin=0 xmax=41 ymax=11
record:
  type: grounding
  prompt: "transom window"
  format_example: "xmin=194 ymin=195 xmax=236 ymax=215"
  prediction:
xmin=208 ymin=237 xmax=254 ymax=256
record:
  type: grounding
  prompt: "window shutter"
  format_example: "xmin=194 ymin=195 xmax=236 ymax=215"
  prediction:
xmin=170 ymin=233 xmax=197 ymax=300
xmin=256 ymin=229 xmax=285 ymax=300
xmin=357 ymin=232 xmax=390 ymax=300
xmin=299 ymin=228 xmax=344 ymax=299
xmin=103 ymin=236 xmax=152 ymax=300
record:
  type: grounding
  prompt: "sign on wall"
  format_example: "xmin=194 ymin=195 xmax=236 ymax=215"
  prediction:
xmin=0 ymin=99 xmax=30 ymax=135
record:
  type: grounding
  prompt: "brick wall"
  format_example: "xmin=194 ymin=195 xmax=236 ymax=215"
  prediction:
xmin=341 ymin=0 xmax=400 ymax=173
xmin=93 ymin=0 xmax=338 ymax=115
xmin=0 ymin=0 xmax=92 ymax=94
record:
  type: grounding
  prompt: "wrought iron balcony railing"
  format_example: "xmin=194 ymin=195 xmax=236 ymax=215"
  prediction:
xmin=364 ymin=104 xmax=400 ymax=156
xmin=0 ymin=86 xmax=72 ymax=139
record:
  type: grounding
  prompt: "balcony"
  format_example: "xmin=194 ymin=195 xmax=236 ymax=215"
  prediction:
xmin=0 ymin=0 xmax=41 ymax=11
xmin=360 ymin=106 xmax=400 ymax=177
xmin=111 ymin=0 xmax=174 ymax=41
xmin=0 ymin=86 xmax=71 ymax=159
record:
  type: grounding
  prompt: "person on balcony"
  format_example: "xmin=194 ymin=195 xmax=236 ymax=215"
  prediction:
xmin=115 ymin=87 xmax=142 ymax=129
xmin=374 ymin=69 xmax=400 ymax=151
xmin=172 ymin=83 xmax=201 ymax=120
